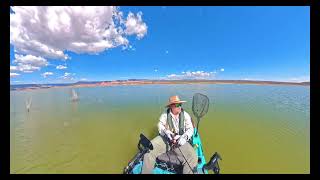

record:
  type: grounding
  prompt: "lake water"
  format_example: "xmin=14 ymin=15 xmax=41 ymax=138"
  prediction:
xmin=10 ymin=84 xmax=310 ymax=174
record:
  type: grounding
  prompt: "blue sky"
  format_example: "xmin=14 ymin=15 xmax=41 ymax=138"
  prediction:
xmin=10 ymin=6 xmax=310 ymax=84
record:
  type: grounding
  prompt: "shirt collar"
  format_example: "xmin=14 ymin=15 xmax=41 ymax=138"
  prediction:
xmin=169 ymin=110 xmax=180 ymax=120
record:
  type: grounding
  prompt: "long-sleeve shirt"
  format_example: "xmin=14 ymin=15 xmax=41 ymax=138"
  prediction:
xmin=158 ymin=110 xmax=194 ymax=141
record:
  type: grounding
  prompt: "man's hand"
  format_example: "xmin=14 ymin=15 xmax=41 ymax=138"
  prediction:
xmin=172 ymin=135 xmax=181 ymax=144
xmin=164 ymin=130 xmax=174 ymax=141
xmin=173 ymin=135 xmax=181 ymax=141
xmin=178 ymin=134 xmax=188 ymax=146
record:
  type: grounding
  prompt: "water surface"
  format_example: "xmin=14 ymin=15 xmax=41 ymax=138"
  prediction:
xmin=10 ymin=84 xmax=310 ymax=173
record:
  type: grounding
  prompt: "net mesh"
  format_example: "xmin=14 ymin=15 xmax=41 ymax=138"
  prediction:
xmin=192 ymin=93 xmax=209 ymax=119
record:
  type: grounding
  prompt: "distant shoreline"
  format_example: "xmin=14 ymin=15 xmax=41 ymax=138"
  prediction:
xmin=10 ymin=80 xmax=310 ymax=91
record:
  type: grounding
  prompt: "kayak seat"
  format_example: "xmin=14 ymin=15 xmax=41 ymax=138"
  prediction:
xmin=155 ymin=150 xmax=184 ymax=173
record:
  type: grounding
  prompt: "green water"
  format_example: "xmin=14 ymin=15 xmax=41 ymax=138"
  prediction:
xmin=10 ymin=84 xmax=310 ymax=174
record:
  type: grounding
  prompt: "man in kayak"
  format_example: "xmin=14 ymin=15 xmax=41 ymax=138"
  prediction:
xmin=141 ymin=95 xmax=198 ymax=174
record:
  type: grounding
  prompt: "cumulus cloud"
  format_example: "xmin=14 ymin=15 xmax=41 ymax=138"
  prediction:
xmin=11 ymin=54 xmax=48 ymax=73
xmin=220 ymin=68 xmax=224 ymax=72
xmin=10 ymin=6 xmax=148 ymax=72
xmin=125 ymin=12 xmax=147 ymax=39
xmin=167 ymin=74 xmax=178 ymax=78
xmin=167 ymin=71 xmax=215 ymax=80
xmin=61 ymin=72 xmax=75 ymax=80
xmin=10 ymin=6 xmax=147 ymax=58
xmin=10 ymin=73 xmax=20 ymax=77
xmin=16 ymin=64 xmax=41 ymax=73
xmin=63 ymin=72 xmax=71 ymax=78
xmin=14 ymin=54 xmax=48 ymax=66
xmin=56 ymin=65 xmax=67 ymax=70
xmin=42 ymin=72 xmax=53 ymax=78
xmin=10 ymin=66 xmax=18 ymax=71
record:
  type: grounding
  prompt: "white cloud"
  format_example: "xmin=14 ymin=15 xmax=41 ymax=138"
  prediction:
xmin=10 ymin=73 xmax=20 ymax=77
xmin=125 ymin=45 xmax=136 ymax=51
xmin=241 ymin=76 xmax=309 ymax=82
xmin=10 ymin=6 xmax=148 ymax=67
xmin=42 ymin=72 xmax=53 ymax=78
xmin=241 ymin=78 xmax=264 ymax=81
xmin=167 ymin=74 xmax=177 ymax=78
xmin=17 ymin=64 xmax=41 ymax=73
xmin=63 ymin=72 xmax=71 ymax=78
xmin=287 ymin=76 xmax=310 ymax=82
xmin=14 ymin=54 xmax=48 ymax=67
xmin=154 ymin=69 xmax=158 ymax=72
xmin=11 ymin=54 xmax=48 ymax=73
xmin=166 ymin=70 xmax=215 ymax=80
xmin=61 ymin=72 xmax=75 ymax=80
xmin=220 ymin=68 xmax=224 ymax=72
xmin=125 ymin=12 xmax=147 ymax=39
xmin=56 ymin=65 xmax=67 ymax=70
xmin=10 ymin=66 xmax=18 ymax=71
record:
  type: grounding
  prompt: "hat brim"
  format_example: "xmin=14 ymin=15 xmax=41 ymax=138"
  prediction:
xmin=166 ymin=101 xmax=186 ymax=107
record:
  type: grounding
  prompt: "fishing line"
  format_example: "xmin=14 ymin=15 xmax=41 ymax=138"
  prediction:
xmin=176 ymin=145 xmax=195 ymax=174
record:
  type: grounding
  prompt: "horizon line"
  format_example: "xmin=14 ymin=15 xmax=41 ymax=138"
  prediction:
xmin=10 ymin=79 xmax=310 ymax=86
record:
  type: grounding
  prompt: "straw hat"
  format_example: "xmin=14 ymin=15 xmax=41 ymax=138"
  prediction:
xmin=166 ymin=95 xmax=186 ymax=107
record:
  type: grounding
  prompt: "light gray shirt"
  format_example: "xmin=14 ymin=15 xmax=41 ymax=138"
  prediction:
xmin=158 ymin=110 xmax=194 ymax=140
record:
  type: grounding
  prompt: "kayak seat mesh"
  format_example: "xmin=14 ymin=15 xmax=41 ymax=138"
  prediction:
xmin=156 ymin=151 xmax=184 ymax=172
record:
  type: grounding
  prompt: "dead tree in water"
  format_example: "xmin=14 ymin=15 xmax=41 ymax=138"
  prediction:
xmin=25 ymin=97 xmax=32 ymax=112
xmin=71 ymin=89 xmax=79 ymax=102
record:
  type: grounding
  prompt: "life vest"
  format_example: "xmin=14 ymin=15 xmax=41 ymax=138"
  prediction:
xmin=166 ymin=108 xmax=185 ymax=135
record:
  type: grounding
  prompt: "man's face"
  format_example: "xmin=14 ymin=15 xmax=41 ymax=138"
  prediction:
xmin=170 ymin=103 xmax=182 ymax=115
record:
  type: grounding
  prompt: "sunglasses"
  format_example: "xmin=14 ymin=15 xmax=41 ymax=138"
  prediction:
xmin=173 ymin=103 xmax=182 ymax=107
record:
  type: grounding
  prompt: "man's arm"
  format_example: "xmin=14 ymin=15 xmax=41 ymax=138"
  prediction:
xmin=158 ymin=113 xmax=168 ymax=136
xmin=183 ymin=111 xmax=194 ymax=140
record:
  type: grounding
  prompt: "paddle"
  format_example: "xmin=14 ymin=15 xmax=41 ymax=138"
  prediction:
xmin=192 ymin=93 xmax=210 ymax=137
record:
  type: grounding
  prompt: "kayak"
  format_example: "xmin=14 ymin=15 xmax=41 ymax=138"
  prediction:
xmin=135 ymin=128 xmax=208 ymax=174
xmin=123 ymin=93 xmax=222 ymax=174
